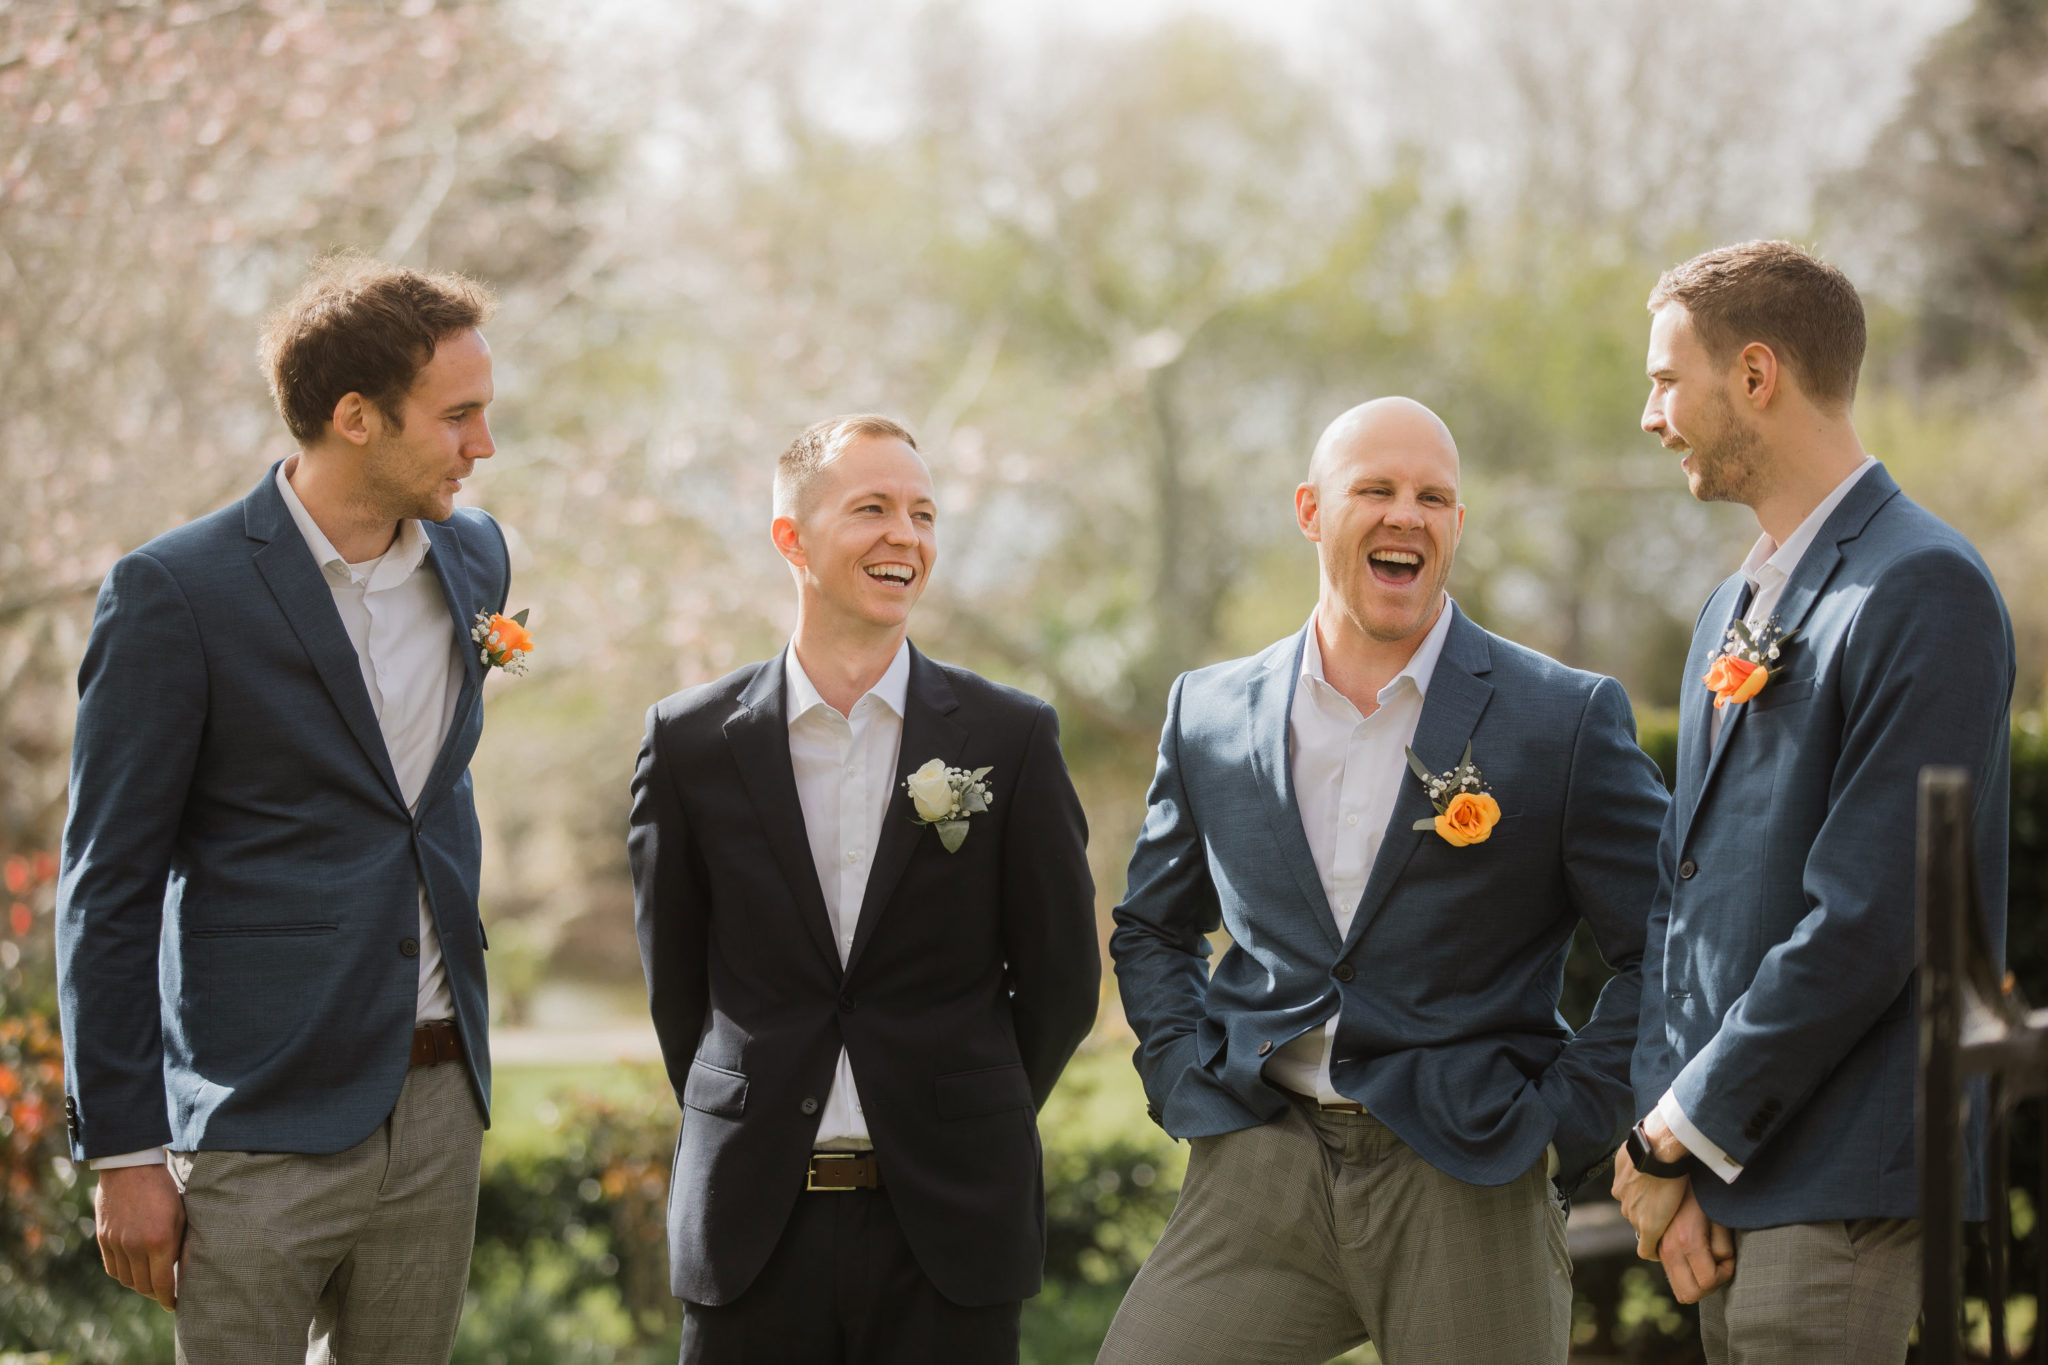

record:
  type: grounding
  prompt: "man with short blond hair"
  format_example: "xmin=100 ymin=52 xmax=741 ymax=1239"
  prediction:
xmin=58 ymin=251 xmax=511 ymax=1363
xmin=630 ymin=414 xmax=1099 ymax=1363
xmin=1100 ymin=398 xmax=1667 ymax=1364
xmin=1618 ymin=240 xmax=2014 ymax=1364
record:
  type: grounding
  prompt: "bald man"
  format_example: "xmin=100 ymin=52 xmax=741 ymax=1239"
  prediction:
xmin=1098 ymin=399 xmax=1669 ymax=1365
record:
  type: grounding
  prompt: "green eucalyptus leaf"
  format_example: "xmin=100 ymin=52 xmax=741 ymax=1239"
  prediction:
xmin=937 ymin=820 xmax=969 ymax=853
xmin=1405 ymin=747 xmax=1436 ymax=784
xmin=1412 ymin=817 xmax=1440 ymax=831
xmin=512 ymin=608 xmax=530 ymax=627
xmin=971 ymin=766 xmax=994 ymax=781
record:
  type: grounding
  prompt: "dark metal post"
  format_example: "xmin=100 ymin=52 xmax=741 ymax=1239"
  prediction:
xmin=1920 ymin=767 xmax=1970 ymax=1365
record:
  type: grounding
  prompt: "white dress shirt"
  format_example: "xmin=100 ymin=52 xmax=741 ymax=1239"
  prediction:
xmin=1264 ymin=604 xmax=1454 ymax=1103
xmin=784 ymin=639 xmax=911 ymax=1149
xmin=92 ymin=458 xmax=464 ymax=1171
xmin=1667 ymin=454 xmax=1879 ymax=1182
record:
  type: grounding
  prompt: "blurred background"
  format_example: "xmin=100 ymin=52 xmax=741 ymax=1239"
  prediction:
xmin=5 ymin=0 xmax=2048 ymax=1360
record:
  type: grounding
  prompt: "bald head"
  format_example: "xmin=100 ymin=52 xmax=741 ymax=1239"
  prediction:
xmin=1296 ymin=396 xmax=1466 ymax=654
xmin=1307 ymin=397 xmax=1460 ymax=493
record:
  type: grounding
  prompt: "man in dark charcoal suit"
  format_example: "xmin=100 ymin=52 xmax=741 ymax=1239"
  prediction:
xmin=628 ymin=413 xmax=1101 ymax=1363
xmin=1617 ymin=240 xmax=2014 ymax=1364
xmin=57 ymin=253 xmax=513 ymax=1363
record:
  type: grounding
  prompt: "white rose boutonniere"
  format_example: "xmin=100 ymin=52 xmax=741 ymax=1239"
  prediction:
xmin=904 ymin=757 xmax=994 ymax=853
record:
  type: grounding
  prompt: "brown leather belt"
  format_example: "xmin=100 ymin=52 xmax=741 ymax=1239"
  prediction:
xmin=411 ymin=1020 xmax=461 ymax=1068
xmin=805 ymin=1151 xmax=884 ymax=1191
xmin=1281 ymin=1085 xmax=1365 ymax=1115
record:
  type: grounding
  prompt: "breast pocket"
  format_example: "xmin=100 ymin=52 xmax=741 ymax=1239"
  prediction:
xmin=1747 ymin=675 xmax=1816 ymax=715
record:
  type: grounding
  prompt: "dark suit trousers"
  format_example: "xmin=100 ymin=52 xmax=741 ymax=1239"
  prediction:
xmin=678 ymin=1186 xmax=1022 ymax=1365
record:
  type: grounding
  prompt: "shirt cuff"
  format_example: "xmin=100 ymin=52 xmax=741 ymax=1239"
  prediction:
xmin=1656 ymin=1090 xmax=1743 ymax=1184
xmin=87 ymin=1147 xmax=167 ymax=1170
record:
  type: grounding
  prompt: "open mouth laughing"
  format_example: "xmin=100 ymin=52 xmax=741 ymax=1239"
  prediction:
xmin=1367 ymin=548 xmax=1424 ymax=587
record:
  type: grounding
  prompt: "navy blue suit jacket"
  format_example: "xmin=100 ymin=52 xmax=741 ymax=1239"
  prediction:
xmin=1632 ymin=465 xmax=2013 ymax=1227
xmin=628 ymin=646 xmax=1100 ymax=1308
xmin=56 ymin=463 xmax=508 ymax=1159
xmin=1111 ymin=605 xmax=1669 ymax=1192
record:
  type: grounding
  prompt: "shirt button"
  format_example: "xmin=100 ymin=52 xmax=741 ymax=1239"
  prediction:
xmin=845 ymin=850 xmax=861 ymax=865
xmin=399 ymin=938 xmax=419 ymax=958
xmin=1345 ymin=812 xmax=1360 ymax=827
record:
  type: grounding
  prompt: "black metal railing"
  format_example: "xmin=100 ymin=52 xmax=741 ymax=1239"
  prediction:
xmin=1918 ymin=766 xmax=2048 ymax=1363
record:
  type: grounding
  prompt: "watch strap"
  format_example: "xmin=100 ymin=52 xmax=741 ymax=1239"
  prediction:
xmin=1626 ymin=1121 xmax=1697 ymax=1179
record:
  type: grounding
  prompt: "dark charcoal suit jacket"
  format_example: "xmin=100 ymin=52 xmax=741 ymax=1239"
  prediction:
xmin=628 ymin=643 xmax=1100 ymax=1308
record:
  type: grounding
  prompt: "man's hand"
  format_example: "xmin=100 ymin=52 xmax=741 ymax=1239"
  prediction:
xmin=94 ymin=1163 xmax=184 ymax=1310
xmin=1657 ymin=1187 xmax=1736 ymax=1303
xmin=1611 ymin=1142 xmax=1689 ymax=1260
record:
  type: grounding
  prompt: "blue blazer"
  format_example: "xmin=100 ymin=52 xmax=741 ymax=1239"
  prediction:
xmin=56 ymin=463 xmax=509 ymax=1159
xmin=1111 ymin=605 xmax=1669 ymax=1191
xmin=1632 ymin=464 xmax=2013 ymax=1227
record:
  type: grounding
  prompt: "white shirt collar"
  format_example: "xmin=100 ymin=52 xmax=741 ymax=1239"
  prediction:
xmin=1738 ymin=455 xmax=1879 ymax=591
xmin=785 ymin=638 xmax=912 ymax=726
xmin=275 ymin=457 xmax=432 ymax=589
xmin=1300 ymin=596 xmax=1457 ymax=707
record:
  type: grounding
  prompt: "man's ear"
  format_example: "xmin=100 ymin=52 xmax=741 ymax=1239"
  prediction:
xmin=1738 ymin=342 xmax=1780 ymax=411
xmin=1295 ymin=482 xmax=1321 ymax=542
xmin=330 ymin=392 xmax=375 ymax=448
xmin=771 ymin=515 xmax=807 ymax=569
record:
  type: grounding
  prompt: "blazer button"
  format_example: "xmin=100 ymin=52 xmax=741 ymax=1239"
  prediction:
xmin=400 ymin=937 xmax=420 ymax=958
xmin=1333 ymin=963 xmax=1356 ymax=983
xmin=839 ymin=993 xmax=857 ymax=1014
xmin=1679 ymin=860 xmax=1698 ymax=880
xmin=1257 ymin=1040 xmax=1273 ymax=1056
xmin=800 ymin=1097 xmax=819 ymax=1116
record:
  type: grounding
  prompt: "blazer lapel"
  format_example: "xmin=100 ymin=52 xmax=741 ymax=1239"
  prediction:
xmin=243 ymin=467 xmax=407 ymax=809
xmin=845 ymin=645 xmax=965 ymax=976
xmin=1691 ymin=466 xmax=1900 ymax=821
xmin=1244 ymin=630 xmax=1343 ymax=955
xmin=1341 ymin=607 xmax=1494 ymax=953
xmin=1681 ymin=576 xmax=1750 ymax=827
xmin=414 ymin=519 xmax=486 ymax=805
xmin=722 ymin=654 xmax=844 ymax=974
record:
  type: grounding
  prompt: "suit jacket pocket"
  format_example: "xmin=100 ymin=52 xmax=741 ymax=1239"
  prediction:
xmin=187 ymin=922 xmax=337 ymax=938
xmin=683 ymin=1060 xmax=748 ymax=1118
xmin=1747 ymin=675 xmax=1816 ymax=713
xmin=935 ymin=1063 xmax=1034 ymax=1120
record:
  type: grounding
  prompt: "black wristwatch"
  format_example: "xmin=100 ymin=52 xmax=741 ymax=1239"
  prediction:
xmin=1625 ymin=1120 xmax=1697 ymax=1179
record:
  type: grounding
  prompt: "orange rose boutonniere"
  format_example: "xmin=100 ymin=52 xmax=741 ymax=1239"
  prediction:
xmin=1703 ymin=616 xmax=1793 ymax=709
xmin=1406 ymin=742 xmax=1503 ymax=847
xmin=471 ymin=609 xmax=534 ymax=676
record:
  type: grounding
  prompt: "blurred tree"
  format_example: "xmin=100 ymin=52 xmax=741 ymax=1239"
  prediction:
xmin=1849 ymin=0 xmax=2048 ymax=381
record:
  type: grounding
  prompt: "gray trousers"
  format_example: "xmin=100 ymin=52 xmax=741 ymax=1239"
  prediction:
xmin=1097 ymin=1100 xmax=1572 ymax=1365
xmin=1697 ymin=1218 xmax=1921 ymax=1365
xmin=167 ymin=1060 xmax=485 ymax=1365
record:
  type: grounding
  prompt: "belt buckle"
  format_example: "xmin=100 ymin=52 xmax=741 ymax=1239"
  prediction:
xmin=806 ymin=1153 xmax=864 ymax=1192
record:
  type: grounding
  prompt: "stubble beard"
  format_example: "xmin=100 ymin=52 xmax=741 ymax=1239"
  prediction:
xmin=362 ymin=425 xmax=449 ymax=524
xmin=1687 ymin=392 xmax=1767 ymax=506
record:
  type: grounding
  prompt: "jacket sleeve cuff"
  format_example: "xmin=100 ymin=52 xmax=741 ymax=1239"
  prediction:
xmin=88 ymin=1146 xmax=168 ymax=1170
xmin=1656 ymin=1090 xmax=1742 ymax=1184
